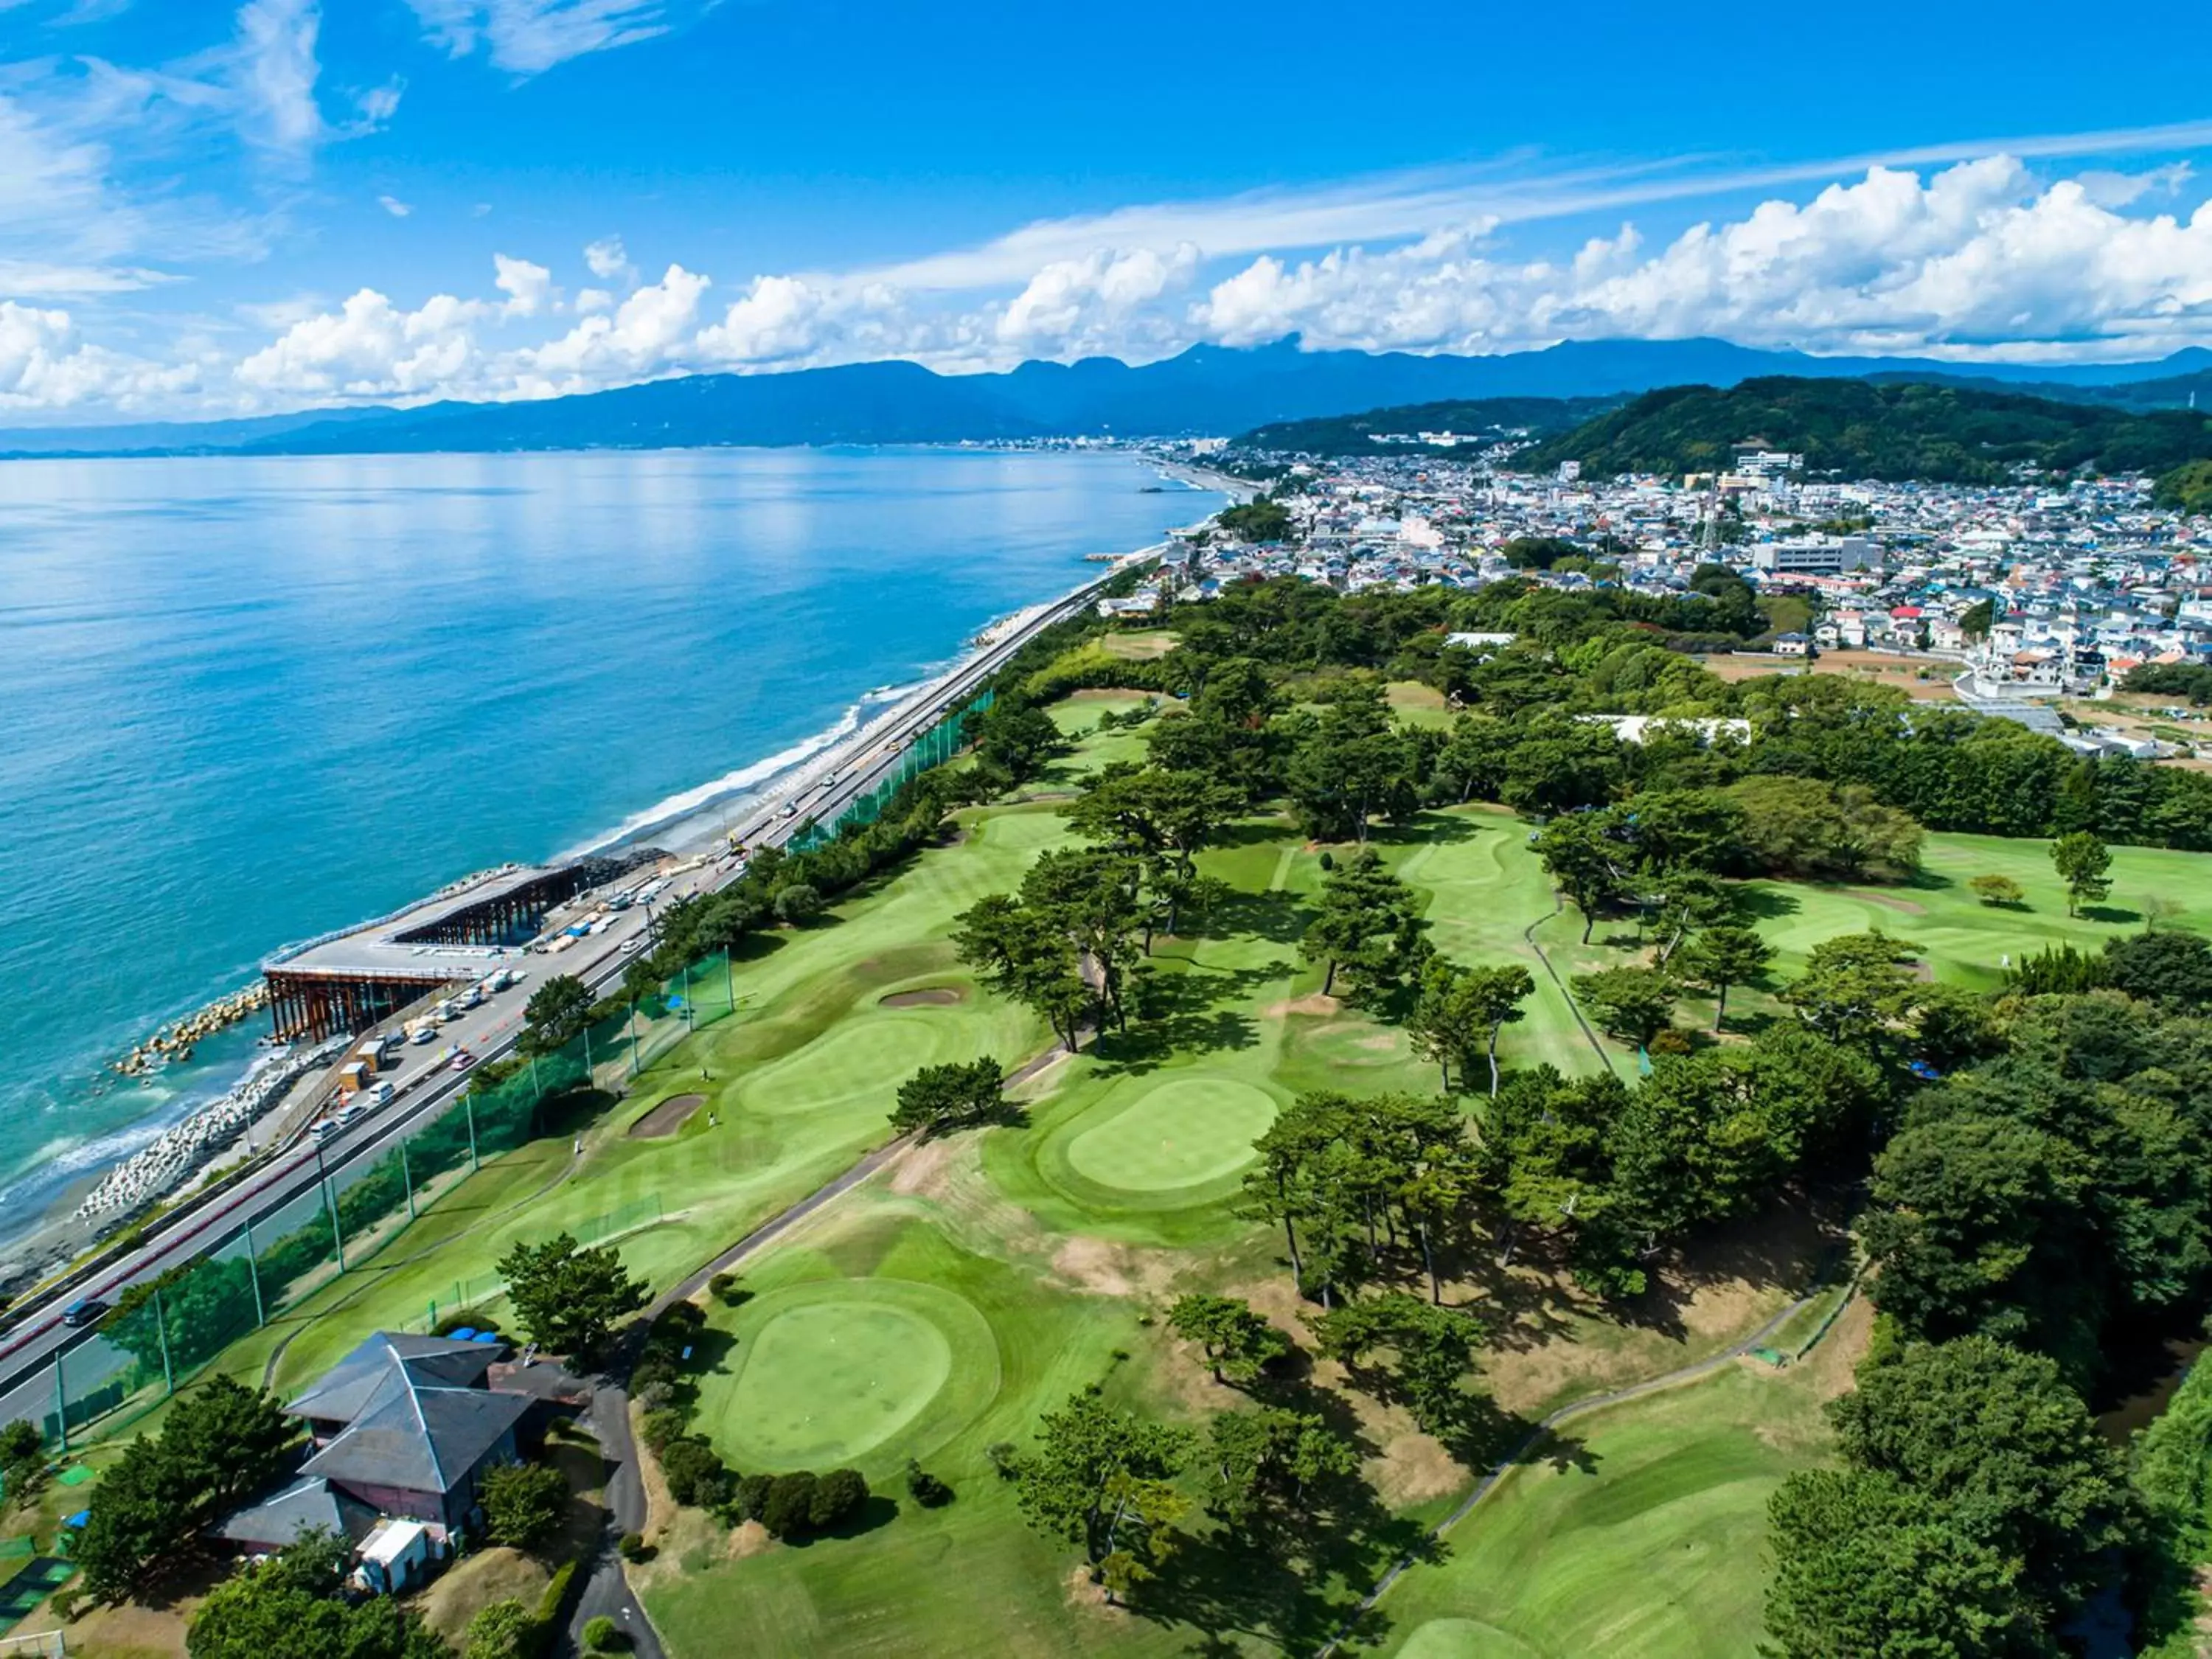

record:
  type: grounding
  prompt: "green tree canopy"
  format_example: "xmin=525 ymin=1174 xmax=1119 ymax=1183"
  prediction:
xmin=496 ymin=1232 xmax=648 ymax=1364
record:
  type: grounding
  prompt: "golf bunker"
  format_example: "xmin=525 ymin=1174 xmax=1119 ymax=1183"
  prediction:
xmin=700 ymin=1279 xmax=1000 ymax=1473
xmin=879 ymin=987 xmax=964 ymax=1007
xmin=627 ymin=1093 xmax=706 ymax=1138
xmin=1062 ymin=1076 xmax=1279 ymax=1194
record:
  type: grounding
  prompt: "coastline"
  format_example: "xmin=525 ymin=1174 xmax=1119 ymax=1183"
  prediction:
xmin=0 ymin=476 xmax=1221 ymax=1280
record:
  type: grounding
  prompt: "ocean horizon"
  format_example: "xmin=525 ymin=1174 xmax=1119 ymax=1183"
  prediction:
xmin=0 ymin=445 xmax=1218 ymax=1248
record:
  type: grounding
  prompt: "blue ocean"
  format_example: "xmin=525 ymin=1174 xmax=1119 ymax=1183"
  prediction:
xmin=0 ymin=447 xmax=1216 ymax=1237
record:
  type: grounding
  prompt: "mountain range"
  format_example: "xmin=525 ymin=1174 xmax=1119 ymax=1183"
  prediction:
xmin=3 ymin=337 xmax=2209 ymax=459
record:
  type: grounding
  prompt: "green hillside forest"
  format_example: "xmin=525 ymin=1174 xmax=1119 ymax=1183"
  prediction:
xmin=1520 ymin=376 xmax=2212 ymax=484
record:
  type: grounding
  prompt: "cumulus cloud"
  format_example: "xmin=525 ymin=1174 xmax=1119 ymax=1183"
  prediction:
xmin=582 ymin=235 xmax=632 ymax=283
xmin=520 ymin=262 xmax=708 ymax=387
xmin=996 ymin=244 xmax=1200 ymax=355
xmin=0 ymin=299 xmax=198 ymax=409
xmin=234 ymin=286 xmax=490 ymax=397
xmin=493 ymin=252 xmax=555 ymax=317
xmin=1188 ymin=161 xmax=2212 ymax=361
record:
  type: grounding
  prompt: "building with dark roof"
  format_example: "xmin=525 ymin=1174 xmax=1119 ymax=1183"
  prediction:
xmin=220 ymin=1332 xmax=531 ymax=1550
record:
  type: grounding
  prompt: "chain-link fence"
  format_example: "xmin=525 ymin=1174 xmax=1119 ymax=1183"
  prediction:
xmin=0 ymin=694 xmax=984 ymax=1453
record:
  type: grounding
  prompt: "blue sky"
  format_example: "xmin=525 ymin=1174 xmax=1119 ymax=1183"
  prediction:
xmin=4 ymin=0 xmax=2211 ymax=421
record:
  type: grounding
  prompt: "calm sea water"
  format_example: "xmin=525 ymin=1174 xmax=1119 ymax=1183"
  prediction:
xmin=0 ymin=447 xmax=1214 ymax=1232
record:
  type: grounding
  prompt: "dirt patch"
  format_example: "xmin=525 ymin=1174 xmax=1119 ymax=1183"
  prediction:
xmin=1050 ymin=1236 xmax=1178 ymax=1301
xmin=414 ymin=1545 xmax=549 ymax=1643
xmin=888 ymin=1133 xmax=964 ymax=1198
xmin=880 ymin=987 xmax=964 ymax=1008
xmin=1846 ymin=888 xmax=1927 ymax=914
xmin=1264 ymin=993 xmax=1341 ymax=1019
xmin=1793 ymin=1293 xmax=1872 ymax=1402
xmin=727 ymin=1519 xmax=774 ymax=1559
xmin=627 ymin=1092 xmax=705 ymax=1138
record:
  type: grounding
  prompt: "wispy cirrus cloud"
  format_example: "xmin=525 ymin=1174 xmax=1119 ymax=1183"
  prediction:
xmin=406 ymin=0 xmax=713 ymax=75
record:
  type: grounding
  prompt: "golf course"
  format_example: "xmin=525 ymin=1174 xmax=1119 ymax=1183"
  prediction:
xmin=52 ymin=684 xmax=2212 ymax=1658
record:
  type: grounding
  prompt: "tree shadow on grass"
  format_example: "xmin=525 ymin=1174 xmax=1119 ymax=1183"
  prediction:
xmin=1207 ymin=888 xmax=1310 ymax=946
xmin=1090 ymin=961 xmax=1287 ymax=1075
xmin=1733 ymin=886 xmax=1804 ymax=922
xmin=2082 ymin=904 xmax=2142 ymax=926
xmin=787 ymin=1492 xmax=900 ymax=1545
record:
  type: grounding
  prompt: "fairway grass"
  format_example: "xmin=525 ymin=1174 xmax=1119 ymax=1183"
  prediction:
xmin=1372 ymin=1361 xmax=1841 ymax=1659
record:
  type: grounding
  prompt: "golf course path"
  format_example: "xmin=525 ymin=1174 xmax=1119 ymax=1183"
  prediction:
xmin=652 ymin=1131 xmax=921 ymax=1314
xmin=1523 ymin=891 xmax=1622 ymax=1076
xmin=1318 ymin=1287 xmax=1832 ymax=1658
xmin=568 ymin=1375 xmax=664 ymax=1659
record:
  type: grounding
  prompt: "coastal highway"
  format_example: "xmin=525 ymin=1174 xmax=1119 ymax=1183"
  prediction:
xmin=0 ymin=569 xmax=1115 ymax=1413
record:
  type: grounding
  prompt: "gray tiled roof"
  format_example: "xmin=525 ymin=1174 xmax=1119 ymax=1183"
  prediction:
xmin=290 ymin=1332 xmax=526 ymax=1498
xmin=286 ymin=1332 xmax=498 ymax=1423
xmin=217 ymin=1476 xmax=379 ymax=1548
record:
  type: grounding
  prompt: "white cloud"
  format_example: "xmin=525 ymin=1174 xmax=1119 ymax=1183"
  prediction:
xmin=0 ymin=260 xmax=173 ymax=298
xmin=406 ymin=0 xmax=701 ymax=76
xmin=575 ymin=286 xmax=612 ymax=313
xmin=234 ymin=286 xmax=490 ymax=397
xmin=995 ymin=244 xmax=1200 ymax=355
xmin=379 ymin=195 xmax=412 ymax=218
xmin=582 ymin=234 xmax=632 ymax=282
xmin=232 ymin=0 xmax=325 ymax=157
xmin=1186 ymin=161 xmax=2212 ymax=361
xmin=523 ymin=262 xmax=707 ymax=386
xmin=0 ymin=299 xmax=200 ymax=409
xmin=493 ymin=252 xmax=555 ymax=317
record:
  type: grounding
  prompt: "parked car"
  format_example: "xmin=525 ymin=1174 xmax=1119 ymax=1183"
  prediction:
xmin=61 ymin=1298 xmax=108 ymax=1328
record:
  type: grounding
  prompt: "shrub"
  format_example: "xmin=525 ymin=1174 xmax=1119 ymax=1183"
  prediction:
xmin=636 ymin=1408 xmax=686 ymax=1454
xmin=659 ymin=1439 xmax=730 ymax=1509
xmin=760 ymin=1472 xmax=819 ymax=1539
xmin=904 ymin=1459 xmax=953 ymax=1508
xmin=462 ymin=1596 xmax=540 ymax=1659
xmin=731 ymin=1472 xmax=773 ymax=1523
xmin=708 ymin=1271 xmax=745 ymax=1305
xmin=986 ymin=1441 xmax=1021 ymax=1480
xmin=773 ymin=883 xmax=823 ymax=925
xmin=810 ymin=1467 xmax=869 ymax=1530
xmin=616 ymin=1531 xmax=647 ymax=1562
xmin=582 ymin=1613 xmax=626 ymax=1652
xmin=482 ymin=1460 xmax=568 ymax=1552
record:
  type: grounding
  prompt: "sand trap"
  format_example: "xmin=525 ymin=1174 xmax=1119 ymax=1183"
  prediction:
xmin=880 ymin=987 xmax=964 ymax=1007
xmin=628 ymin=1092 xmax=706 ymax=1138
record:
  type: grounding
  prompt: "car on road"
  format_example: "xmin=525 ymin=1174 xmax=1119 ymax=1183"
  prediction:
xmin=337 ymin=1103 xmax=366 ymax=1127
xmin=311 ymin=1118 xmax=340 ymax=1142
xmin=451 ymin=1050 xmax=476 ymax=1072
xmin=61 ymin=1298 xmax=108 ymax=1328
xmin=620 ymin=936 xmax=643 ymax=954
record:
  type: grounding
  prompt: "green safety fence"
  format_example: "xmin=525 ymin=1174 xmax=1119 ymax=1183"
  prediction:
xmin=0 ymin=698 xmax=982 ymax=1452
xmin=403 ymin=1194 xmax=669 ymax=1335
xmin=790 ymin=693 xmax=989 ymax=852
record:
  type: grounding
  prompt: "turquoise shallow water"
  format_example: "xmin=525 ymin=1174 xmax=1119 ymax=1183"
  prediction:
xmin=0 ymin=446 xmax=1213 ymax=1231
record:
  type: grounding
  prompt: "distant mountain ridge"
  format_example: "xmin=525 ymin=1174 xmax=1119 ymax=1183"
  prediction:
xmin=4 ymin=337 xmax=2211 ymax=459
xmin=1517 ymin=378 xmax=2212 ymax=484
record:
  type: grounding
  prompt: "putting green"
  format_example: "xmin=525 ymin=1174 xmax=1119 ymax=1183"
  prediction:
xmin=726 ymin=1301 xmax=950 ymax=1466
xmin=1397 ymin=1621 xmax=1545 ymax=1659
xmin=1062 ymin=1076 xmax=1278 ymax=1192
xmin=700 ymin=1278 xmax=1001 ymax=1475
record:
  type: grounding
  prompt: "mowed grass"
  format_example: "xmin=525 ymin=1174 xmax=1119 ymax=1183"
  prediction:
xmin=644 ymin=1204 xmax=1194 ymax=1659
xmin=1372 ymin=1360 xmax=1840 ymax=1659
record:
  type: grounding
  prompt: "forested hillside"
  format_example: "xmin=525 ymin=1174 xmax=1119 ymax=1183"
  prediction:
xmin=1231 ymin=394 xmax=1622 ymax=456
xmin=1520 ymin=376 xmax=2212 ymax=483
